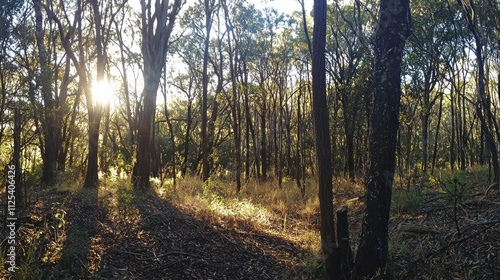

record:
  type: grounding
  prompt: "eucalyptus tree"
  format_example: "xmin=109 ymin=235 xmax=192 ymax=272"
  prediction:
xmin=355 ymin=0 xmax=411 ymax=277
xmin=200 ymin=0 xmax=216 ymax=181
xmin=250 ymin=7 xmax=286 ymax=181
xmin=33 ymin=0 xmax=59 ymax=185
xmin=404 ymin=0 xmax=451 ymax=174
xmin=133 ymin=0 xmax=184 ymax=190
xmin=40 ymin=0 xmax=119 ymax=187
xmin=0 ymin=0 xmax=23 ymax=146
xmin=220 ymin=0 xmax=243 ymax=192
xmin=458 ymin=0 xmax=499 ymax=186
xmin=174 ymin=3 xmax=209 ymax=177
xmin=111 ymin=3 xmax=140 ymax=161
xmin=311 ymin=0 xmax=338 ymax=277
xmin=326 ymin=1 xmax=370 ymax=180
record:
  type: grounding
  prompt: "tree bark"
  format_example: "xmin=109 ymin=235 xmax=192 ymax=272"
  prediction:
xmin=311 ymin=0 xmax=338 ymax=278
xmin=355 ymin=0 xmax=411 ymax=278
xmin=133 ymin=0 xmax=183 ymax=190
xmin=201 ymin=0 xmax=214 ymax=182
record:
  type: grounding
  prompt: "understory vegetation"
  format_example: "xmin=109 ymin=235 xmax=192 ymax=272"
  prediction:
xmin=1 ymin=166 xmax=498 ymax=279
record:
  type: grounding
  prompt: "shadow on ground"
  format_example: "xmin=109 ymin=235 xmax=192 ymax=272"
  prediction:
xmin=57 ymin=186 xmax=101 ymax=278
xmin=96 ymin=190 xmax=310 ymax=279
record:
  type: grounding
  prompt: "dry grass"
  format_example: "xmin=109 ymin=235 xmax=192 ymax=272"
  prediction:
xmin=2 ymin=167 xmax=497 ymax=279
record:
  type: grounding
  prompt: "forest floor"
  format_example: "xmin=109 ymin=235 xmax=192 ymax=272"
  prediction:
xmin=1 ymin=168 xmax=499 ymax=279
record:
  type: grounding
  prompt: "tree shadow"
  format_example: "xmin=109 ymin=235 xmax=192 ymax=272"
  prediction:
xmin=97 ymin=189 xmax=312 ymax=279
xmin=57 ymin=185 xmax=100 ymax=278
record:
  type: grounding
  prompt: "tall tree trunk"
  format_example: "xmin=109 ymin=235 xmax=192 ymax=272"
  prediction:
xmin=84 ymin=0 xmax=106 ymax=188
xmin=133 ymin=0 xmax=183 ymax=189
xmin=354 ymin=0 xmax=411 ymax=278
xmin=182 ymin=99 xmax=192 ymax=177
xmin=162 ymin=73 xmax=176 ymax=187
xmin=201 ymin=0 xmax=214 ymax=182
xmin=34 ymin=0 xmax=58 ymax=186
xmin=311 ymin=0 xmax=338 ymax=278
xmin=115 ymin=10 xmax=135 ymax=149
xmin=296 ymin=78 xmax=304 ymax=196
xmin=260 ymin=92 xmax=267 ymax=180
xmin=222 ymin=0 xmax=241 ymax=193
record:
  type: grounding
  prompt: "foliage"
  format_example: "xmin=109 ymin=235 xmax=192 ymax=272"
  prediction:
xmin=202 ymin=177 xmax=226 ymax=205
xmin=392 ymin=188 xmax=424 ymax=215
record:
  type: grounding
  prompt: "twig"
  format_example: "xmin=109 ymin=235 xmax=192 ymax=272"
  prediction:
xmin=137 ymin=251 xmax=201 ymax=261
xmin=74 ymin=254 xmax=91 ymax=273
xmin=142 ymin=213 xmax=161 ymax=220
xmin=115 ymin=249 xmax=200 ymax=261
xmin=405 ymin=222 xmax=498 ymax=276
xmin=115 ymin=250 xmax=146 ymax=257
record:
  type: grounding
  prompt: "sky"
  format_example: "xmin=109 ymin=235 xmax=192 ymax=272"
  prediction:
xmin=249 ymin=0 xmax=311 ymax=15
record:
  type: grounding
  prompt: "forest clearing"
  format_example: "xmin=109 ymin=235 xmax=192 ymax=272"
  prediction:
xmin=1 ymin=0 xmax=500 ymax=278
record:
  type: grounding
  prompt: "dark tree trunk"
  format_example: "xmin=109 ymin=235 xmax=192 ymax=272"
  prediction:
xmin=135 ymin=69 xmax=161 ymax=189
xmin=84 ymin=0 xmax=105 ymax=188
xmin=34 ymin=0 xmax=58 ymax=186
xmin=260 ymin=95 xmax=267 ymax=180
xmin=133 ymin=0 xmax=183 ymax=189
xmin=431 ymin=93 xmax=443 ymax=173
xmin=296 ymin=78 xmax=303 ymax=196
xmin=14 ymin=108 xmax=23 ymax=210
xmin=201 ymin=0 xmax=214 ymax=182
xmin=182 ymin=100 xmax=193 ymax=177
xmin=451 ymin=84 xmax=456 ymax=170
xmin=311 ymin=0 xmax=339 ymax=278
xmin=354 ymin=0 xmax=411 ymax=278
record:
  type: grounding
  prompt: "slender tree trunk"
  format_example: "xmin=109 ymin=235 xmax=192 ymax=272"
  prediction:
xmin=296 ymin=81 xmax=304 ymax=196
xmin=222 ymin=0 xmax=241 ymax=193
xmin=458 ymin=0 xmax=499 ymax=184
xmin=182 ymin=100 xmax=192 ymax=177
xmin=422 ymin=106 xmax=429 ymax=174
xmin=201 ymin=0 xmax=214 ymax=182
xmin=260 ymin=92 xmax=267 ymax=180
xmin=162 ymin=74 xmax=176 ymax=187
xmin=14 ymin=108 xmax=23 ymax=209
xmin=115 ymin=12 xmax=135 ymax=149
xmin=431 ymin=93 xmax=443 ymax=173
xmin=84 ymin=0 xmax=106 ymax=188
xmin=34 ymin=0 xmax=58 ymax=186
xmin=355 ymin=0 xmax=411 ymax=278
xmin=311 ymin=1 xmax=339 ymax=278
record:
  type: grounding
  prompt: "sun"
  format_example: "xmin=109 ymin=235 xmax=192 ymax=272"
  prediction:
xmin=92 ymin=80 xmax=114 ymax=106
